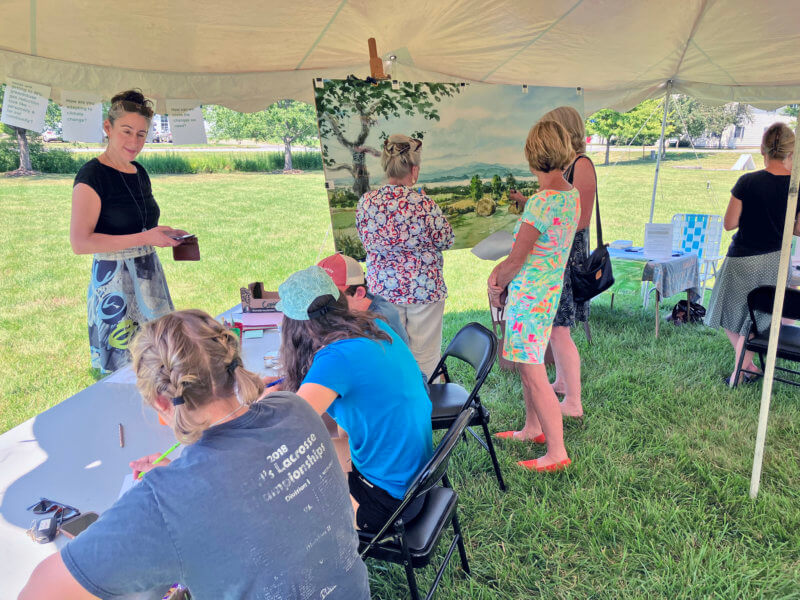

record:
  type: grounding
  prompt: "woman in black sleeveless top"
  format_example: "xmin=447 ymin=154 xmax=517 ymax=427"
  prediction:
xmin=70 ymin=90 xmax=184 ymax=375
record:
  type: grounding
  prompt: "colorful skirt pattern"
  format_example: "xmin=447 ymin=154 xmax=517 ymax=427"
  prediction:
xmin=88 ymin=245 xmax=173 ymax=374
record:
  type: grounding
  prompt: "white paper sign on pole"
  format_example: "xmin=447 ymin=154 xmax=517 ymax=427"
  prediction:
xmin=1 ymin=78 xmax=50 ymax=133
xmin=61 ymin=91 xmax=104 ymax=143
xmin=166 ymin=99 xmax=207 ymax=145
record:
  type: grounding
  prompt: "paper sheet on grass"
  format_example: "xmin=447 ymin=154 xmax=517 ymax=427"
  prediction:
xmin=471 ymin=230 xmax=514 ymax=261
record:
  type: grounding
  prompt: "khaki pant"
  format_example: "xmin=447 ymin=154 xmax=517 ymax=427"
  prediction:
xmin=393 ymin=300 xmax=446 ymax=379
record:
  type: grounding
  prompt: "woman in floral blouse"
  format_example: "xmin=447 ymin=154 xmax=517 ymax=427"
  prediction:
xmin=356 ymin=134 xmax=455 ymax=378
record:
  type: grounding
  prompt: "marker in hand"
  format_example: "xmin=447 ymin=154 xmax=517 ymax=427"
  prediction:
xmin=137 ymin=442 xmax=181 ymax=479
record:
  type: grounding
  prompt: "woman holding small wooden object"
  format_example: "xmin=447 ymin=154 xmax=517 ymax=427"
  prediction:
xmin=70 ymin=89 xmax=185 ymax=375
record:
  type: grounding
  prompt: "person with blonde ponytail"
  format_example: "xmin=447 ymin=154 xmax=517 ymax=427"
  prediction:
xmin=19 ymin=309 xmax=370 ymax=600
xmin=356 ymin=134 xmax=454 ymax=378
xmin=706 ymin=123 xmax=800 ymax=386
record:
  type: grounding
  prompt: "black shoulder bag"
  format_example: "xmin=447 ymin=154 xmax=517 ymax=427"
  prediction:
xmin=565 ymin=157 xmax=615 ymax=303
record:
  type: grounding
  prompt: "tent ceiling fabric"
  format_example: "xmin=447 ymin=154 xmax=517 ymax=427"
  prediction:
xmin=1 ymin=0 xmax=799 ymax=113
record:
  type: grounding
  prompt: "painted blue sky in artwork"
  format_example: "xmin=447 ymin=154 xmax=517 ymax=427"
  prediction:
xmin=318 ymin=82 xmax=584 ymax=186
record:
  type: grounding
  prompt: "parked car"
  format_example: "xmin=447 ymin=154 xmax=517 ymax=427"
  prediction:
xmin=42 ymin=129 xmax=62 ymax=142
xmin=152 ymin=130 xmax=173 ymax=143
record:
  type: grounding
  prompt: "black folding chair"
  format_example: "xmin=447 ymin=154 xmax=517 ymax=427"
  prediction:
xmin=358 ymin=408 xmax=473 ymax=600
xmin=733 ymin=286 xmax=800 ymax=388
xmin=427 ymin=322 xmax=505 ymax=491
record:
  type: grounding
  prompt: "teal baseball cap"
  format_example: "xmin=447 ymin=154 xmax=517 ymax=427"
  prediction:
xmin=276 ymin=266 xmax=341 ymax=320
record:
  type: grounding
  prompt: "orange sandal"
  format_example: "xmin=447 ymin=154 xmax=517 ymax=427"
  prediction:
xmin=494 ymin=431 xmax=546 ymax=444
xmin=517 ymin=458 xmax=571 ymax=472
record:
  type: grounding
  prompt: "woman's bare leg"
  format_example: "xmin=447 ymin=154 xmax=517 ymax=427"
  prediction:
xmin=518 ymin=362 xmax=569 ymax=467
xmin=549 ymin=326 xmax=583 ymax=417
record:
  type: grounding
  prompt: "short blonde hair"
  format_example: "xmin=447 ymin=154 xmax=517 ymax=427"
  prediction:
xmin=761 ymin=122 xmax=795 ymax=161
xmin=381 ymin=134 xmax=422 ymax=179
xmin=541 ymin=106 xmax=586 ymax=155
xmin=131 ymin=309 xmax=265 ymax=444
xmin=524 ymin=120 xmax=575 ymax=173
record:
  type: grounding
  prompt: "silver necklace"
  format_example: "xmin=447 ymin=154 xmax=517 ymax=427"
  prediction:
xmin=115 ymin=164 xmax=149 ymax=233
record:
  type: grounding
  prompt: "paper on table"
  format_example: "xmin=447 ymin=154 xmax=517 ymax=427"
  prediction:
xmin=471 ymin=230 xmax=514 ymax=261
xmin=644 ymin=223 xmax=673 ymax=259
xmin=118 ymin=473 xmax=139 ymax=498
xmin=104 ymin=366 xmax=137 ymax=385
xmin=240 ymin=312 xmax=283 ymax=327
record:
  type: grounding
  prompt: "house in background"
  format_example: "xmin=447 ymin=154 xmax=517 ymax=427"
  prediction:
xmin=718 ymin=106 xmax=794 ymax=149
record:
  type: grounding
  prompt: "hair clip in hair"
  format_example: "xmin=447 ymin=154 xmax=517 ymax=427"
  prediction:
xmin=171 ymin=396 xmax=185 ymax=406
xmin=226 ymin=358 xmax=241 ymax=375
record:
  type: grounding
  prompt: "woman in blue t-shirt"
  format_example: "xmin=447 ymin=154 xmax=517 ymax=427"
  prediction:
xmin=706 ymin=122 xmax=800 ymax=385
xmin=274 ymin=266 xmax=433 ymax=532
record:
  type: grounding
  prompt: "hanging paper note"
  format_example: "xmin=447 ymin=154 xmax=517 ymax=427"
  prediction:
xmin=1 ymin=77 xmax=51 ymax=132
xmin=166 ymin=99 xmax=207 ymax=145
xmin=61 ymin=91 xmax=104 ymax=143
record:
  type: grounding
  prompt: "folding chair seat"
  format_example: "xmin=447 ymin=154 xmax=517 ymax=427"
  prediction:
xmin=733 ymin=286 xmax=800 ymax=388
xmin=358 ymin=408 xmax=473 ymax=600
xmin=428 ymin=322 xmax=505 ymax=491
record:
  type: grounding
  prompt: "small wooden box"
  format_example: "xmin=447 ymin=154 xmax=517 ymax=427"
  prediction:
xmin=240 ymin=282 xmax=279 ymax=313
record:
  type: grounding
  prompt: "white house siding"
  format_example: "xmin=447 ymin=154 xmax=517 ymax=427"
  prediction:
xmin=722 ymin=107 xmax=793 ymax=148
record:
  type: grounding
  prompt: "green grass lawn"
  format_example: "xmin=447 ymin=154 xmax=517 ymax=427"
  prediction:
xmin=2 ymin=152 xmax=799 ymax=598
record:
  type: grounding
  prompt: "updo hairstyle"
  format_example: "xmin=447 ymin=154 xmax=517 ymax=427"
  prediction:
xmin=107 ymin=89 xmax=155 ymax=125
xmin=761 ymin=122 xmax=795 ymax=161
xmin=381 ymin=134 xmax=422 ymax=179
xmin=524 ymin=120 xmax=575 ymax=173
xmin=540 ymin=105 xmax=587 ymax=155
xmin=131 ymin=309 xmax=265 ymax=444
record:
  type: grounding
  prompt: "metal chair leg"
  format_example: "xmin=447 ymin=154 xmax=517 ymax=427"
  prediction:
xmin=451 ymin=512 xmax=471 ymax=575
xmin=583 ymin=320 xmax=592 ymax=344
xmin=480 ymin=421 xmax=506 ymax=491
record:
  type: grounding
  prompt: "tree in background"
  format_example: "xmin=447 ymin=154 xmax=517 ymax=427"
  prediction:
xmin=585 ymin=109 xmax=625 ymax=165
xmin=617 ymin=98 xmax=675 ymax=146
xmin=204 ymin=100 xmax=317 ymax=170
xmin=470 ymin=174 xmax=483 ymax=201
xmin=784 ymin=105 xmax=799 ymax=118
xmin=314 ymin=79 xmax=460 ymax=196
xmin=491 ymin=174 xmax=503 ymax=199
xmin=0 ymin=84 xmax=63 ymax=175
xmin=505 ymin=172 xmax=518 ymax=190
xmin=671 ymin=96 xmax=751 ymax=148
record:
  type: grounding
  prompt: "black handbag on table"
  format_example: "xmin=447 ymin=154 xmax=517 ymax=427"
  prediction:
xmin=565 ymin=157 xmax=614 ymax=303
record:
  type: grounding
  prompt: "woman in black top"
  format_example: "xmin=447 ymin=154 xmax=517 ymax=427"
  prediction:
xmin=706 ymin=122 xmax=800 ymax=385
xmin=70 ymin=89 xmax=184 ymax=375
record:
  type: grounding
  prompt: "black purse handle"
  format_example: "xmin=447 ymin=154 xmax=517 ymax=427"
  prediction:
xmin=564 ymin=155 xmax=603 ymax=247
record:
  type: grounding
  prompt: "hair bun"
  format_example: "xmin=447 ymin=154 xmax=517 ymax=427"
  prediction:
xmin=111 ymin=89 xmax=147 ymax=106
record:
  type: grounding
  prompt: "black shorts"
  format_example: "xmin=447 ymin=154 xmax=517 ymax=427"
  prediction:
xmin=348 ymin=465 xmax=426 ymax=533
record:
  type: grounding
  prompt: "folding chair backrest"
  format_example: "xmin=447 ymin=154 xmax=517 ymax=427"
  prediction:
xmin=748 ymin=286 xmax=800 ymax=327
xmin=440 ymin=322 xmax=497 ymax=381
xmin=360 ymin=408 xmax=474 ymax=555
xmin=672 ymin=213 xmax=722 ymax=260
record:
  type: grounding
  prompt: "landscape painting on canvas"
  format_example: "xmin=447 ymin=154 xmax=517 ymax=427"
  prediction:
xmin=313 ymin=78 xmax=583 ymax=258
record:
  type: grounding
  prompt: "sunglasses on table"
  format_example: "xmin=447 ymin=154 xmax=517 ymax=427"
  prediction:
xmin=27 ymin=498 xmax=81 ymax=522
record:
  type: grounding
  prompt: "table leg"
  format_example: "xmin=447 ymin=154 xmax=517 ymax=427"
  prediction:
xmin=655 ymin=290 xmax=661 ymax=338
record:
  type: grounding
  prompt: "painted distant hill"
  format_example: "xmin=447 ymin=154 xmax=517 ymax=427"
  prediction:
xmin=328 ymin=162 xmax=534 ymax=187
xmin=419 ymin=162 xmax=533 ymax=183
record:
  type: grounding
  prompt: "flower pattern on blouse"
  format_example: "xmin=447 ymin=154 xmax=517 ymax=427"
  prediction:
xmin=356 ymin=185 xmax=454 ymax=304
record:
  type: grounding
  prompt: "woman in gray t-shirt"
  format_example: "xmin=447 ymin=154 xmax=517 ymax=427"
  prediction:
xmin=19 ymin=310 xmax=370 ymax=600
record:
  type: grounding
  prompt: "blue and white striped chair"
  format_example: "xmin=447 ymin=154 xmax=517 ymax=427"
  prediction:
xmin=671 ymin=213 xmax=724 ymax=298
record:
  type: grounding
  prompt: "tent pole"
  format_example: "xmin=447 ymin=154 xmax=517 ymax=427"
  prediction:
xmin=649 ymin=80 xmax=673 ymax=223
xmin=749 ymin=117 xmax=800 ymax=499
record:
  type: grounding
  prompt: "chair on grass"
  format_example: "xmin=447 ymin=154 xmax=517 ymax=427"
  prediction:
xmin=427 ymin=322 xmax=505 ymax=491
xmin=672 ymin=213 xmax=724 ymax=297
xmin=358 ymin=407 xmax=474 ymax=600
xmin=733 ymin=286 xmax=800 ymax=388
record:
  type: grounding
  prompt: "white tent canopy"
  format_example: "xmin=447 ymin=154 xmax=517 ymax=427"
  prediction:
xmin=1 ymin=0 xmax=800 ymax=112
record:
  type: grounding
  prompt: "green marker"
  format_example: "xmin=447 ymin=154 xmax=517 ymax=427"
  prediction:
xmin=137 ymin=442 xmax=180 ymax=479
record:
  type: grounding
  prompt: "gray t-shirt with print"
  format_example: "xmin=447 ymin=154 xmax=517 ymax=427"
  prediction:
xmin=61 ymin=392 xmax=370 ymax=600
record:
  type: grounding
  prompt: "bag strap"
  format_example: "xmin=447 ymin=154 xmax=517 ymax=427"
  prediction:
xmin=566 ymin=155 xmax=604 ymax=248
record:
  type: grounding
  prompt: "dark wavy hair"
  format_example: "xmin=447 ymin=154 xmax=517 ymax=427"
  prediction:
xmin=279 ymin=294 xmax=391 ymax=392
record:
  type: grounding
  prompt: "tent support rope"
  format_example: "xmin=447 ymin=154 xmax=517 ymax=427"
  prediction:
xmin=649 ymin=80 xmax=672 ymax=223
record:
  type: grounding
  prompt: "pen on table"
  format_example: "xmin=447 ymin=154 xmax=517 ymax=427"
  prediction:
xmin=118 ymin=423 xmax=124 ymax=448
xmin=137 ymin=441 xmax=181 ymax=479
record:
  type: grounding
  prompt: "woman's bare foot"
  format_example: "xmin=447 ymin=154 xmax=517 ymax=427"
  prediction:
xmin=495 ymin=429 xmax=545 ymax=442
xmin=559 ymin=399 xmax=584 ymax=419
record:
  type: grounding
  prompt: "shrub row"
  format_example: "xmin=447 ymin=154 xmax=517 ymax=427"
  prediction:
xmin=0 ymin=142 xmax=322 ymax=174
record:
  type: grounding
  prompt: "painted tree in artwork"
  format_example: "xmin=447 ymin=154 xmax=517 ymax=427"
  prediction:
xmin=314 ymin=79 xmax=461 ymax=195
